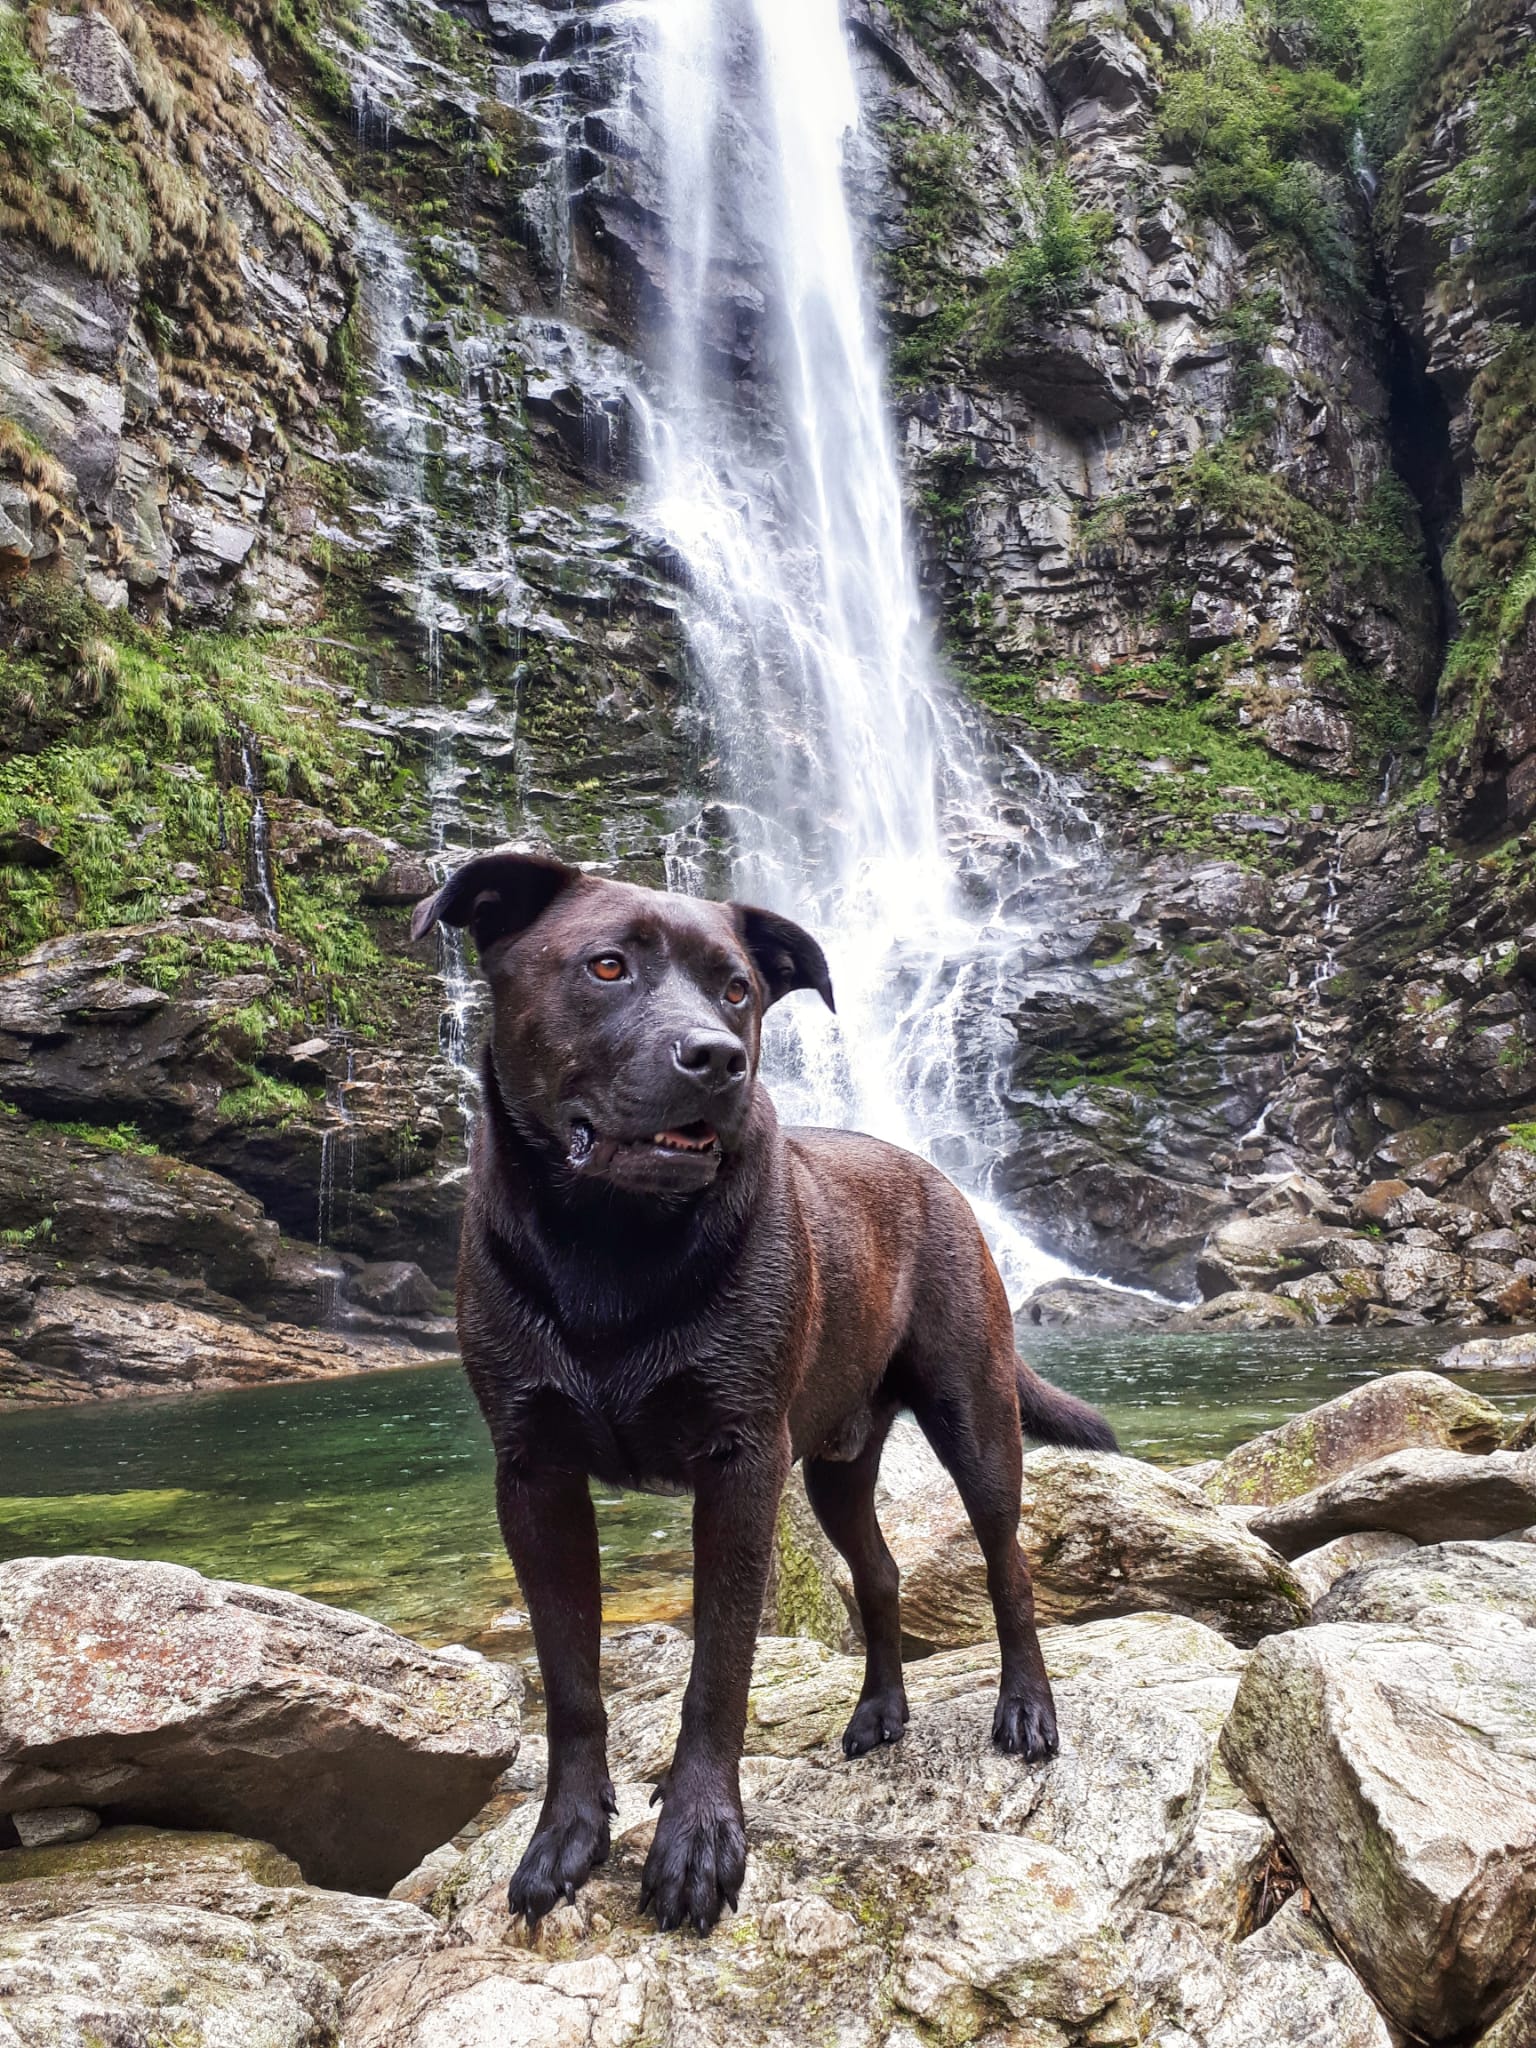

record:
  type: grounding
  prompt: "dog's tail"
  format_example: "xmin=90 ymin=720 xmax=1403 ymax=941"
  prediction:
xmin=1017 ymin=1358 xmax=1119 ymax=1452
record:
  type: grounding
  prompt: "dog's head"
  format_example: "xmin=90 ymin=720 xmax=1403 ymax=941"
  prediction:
xmin=412 ymin=852 xmax=833 ymax=1199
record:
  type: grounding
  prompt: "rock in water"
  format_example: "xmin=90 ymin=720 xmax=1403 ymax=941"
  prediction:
xmin=1440 ymin=1332 xmax=1536 ymax=1373
xmin=1249 ymin=1448 xmax=1536 ymax=1556
xmin=0 ymin=1556 xmax=521 ymax=1891
xmin=1313 ymin=1538 xmax=1536 ymax=1627
xmin=1221 ymin=1613 xmax=1536 ymax=2039
xmin=1198 ymin=1371 xmax=1505 ymax=1507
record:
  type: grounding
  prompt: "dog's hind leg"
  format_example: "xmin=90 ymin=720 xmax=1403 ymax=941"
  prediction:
xmin=496 ymin=1461 xmax=617 ymax=1925
xmin=909 ymin=1375 xmax=1059 ymax=1762
xmin=803 ymin=1422 xmax=908 ymax=1758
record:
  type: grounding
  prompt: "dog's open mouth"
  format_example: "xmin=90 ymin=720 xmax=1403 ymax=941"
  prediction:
xmin=650 ymin=1121 xmax=718 ymax=1153
xmin=568 ymin=1118 xmax=719 ymax=1167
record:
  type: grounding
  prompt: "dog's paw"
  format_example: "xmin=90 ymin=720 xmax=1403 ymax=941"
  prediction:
xmin=506 ymin=1780 xmax=618 ymax=1926
xmin=842 ymin=1688 xmax=910 ymax=1759
xmin=993 ymin=1687 xmax=1059 ymax=1762
xmin=638 ymin=1782 xmax=747 ymax=1933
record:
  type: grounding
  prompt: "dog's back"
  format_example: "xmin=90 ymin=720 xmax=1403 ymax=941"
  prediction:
xmin=784 ymin=1126 xmax=1115 ymax=1460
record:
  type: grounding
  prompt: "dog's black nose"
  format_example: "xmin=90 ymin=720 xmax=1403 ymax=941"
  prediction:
xmin=673 ymin=1030 xmax=748 ymax=1089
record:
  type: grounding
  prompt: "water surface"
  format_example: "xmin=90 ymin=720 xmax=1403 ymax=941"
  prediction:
xmin=2 ymin=1329 xmax=1526 ymax=1649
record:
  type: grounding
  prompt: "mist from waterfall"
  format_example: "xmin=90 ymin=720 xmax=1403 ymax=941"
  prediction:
xmin=634 ymin=0 xmax=1076 ymax=1298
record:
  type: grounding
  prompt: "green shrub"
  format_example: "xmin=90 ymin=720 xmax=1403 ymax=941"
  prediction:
xmin=980 ymin=168 xmax=1114 ymax=340
xmin=1156 ymin=23 xmax=1358 ymax=272
xmin=1356 ymin=0 xmax=1464 ymax=162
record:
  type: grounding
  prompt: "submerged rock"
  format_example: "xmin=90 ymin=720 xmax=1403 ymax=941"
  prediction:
xmin=0 ymin=1555 xmax=521 ymax=1891
xmin=1249 ymin=1447 xmax=1536 ymax=1556
xmin=1222 ymin=1612 xmax=1536 ymax=2039
xmin=1198 ymin=1371 xmax=1505 ymax=1507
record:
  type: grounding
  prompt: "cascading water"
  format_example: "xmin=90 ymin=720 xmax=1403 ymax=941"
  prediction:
xmin=632 ymin=0 xmax=1075 ymax=1297
xmin=239 ymin=728 xmax=280 ymax=931
xmin=347 ymin=206 xmax=519 ymax=1146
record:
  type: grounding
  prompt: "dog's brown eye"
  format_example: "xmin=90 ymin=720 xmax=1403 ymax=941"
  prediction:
xmin=589 ymin=954 xmax=626 ymax=983
xmin=724 ymin=976 xmax=751 ymax=1006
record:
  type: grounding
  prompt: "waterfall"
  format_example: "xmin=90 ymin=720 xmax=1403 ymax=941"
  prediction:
xmin=632 ymin=0 xmax=1072 ymax=1299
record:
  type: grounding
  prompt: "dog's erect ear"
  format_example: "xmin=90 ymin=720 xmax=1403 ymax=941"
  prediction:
xmin=410 ymin=851 xmax=577 ymax=957
xmin=733 ymin=903 xmax=835 ymax=1013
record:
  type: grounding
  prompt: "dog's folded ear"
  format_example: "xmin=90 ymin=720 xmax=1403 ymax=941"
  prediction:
xmin=733 ymin=904 xmax=835 ymax=1013
xmin=411 ymin=851 xmax=578 ymax=957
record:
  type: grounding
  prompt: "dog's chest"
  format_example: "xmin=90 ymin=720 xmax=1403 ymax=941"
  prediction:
xmin=491 ymin=1357 xmax=754 ymax=1491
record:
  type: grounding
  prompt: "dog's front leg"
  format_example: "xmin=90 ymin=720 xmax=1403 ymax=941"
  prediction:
xmin=497 ymin=1460 xmax=616 ymax=1926
xmin=641 ymin=1429 xmax=791 ymax=1933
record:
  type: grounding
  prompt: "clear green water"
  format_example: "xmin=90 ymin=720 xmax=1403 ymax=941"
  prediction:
xmin=0 ymin=1328 xmax=1527 ymax=1651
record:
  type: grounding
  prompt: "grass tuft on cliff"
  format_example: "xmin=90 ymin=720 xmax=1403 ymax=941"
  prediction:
xmin=0 ymin=576 xmax=402 ymax=1034
xmin=964 ymin=652 xmax=1363 ymax=857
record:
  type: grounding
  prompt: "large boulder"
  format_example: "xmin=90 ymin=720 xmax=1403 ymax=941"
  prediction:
xmin=784 ymin=1428 xmax=1308 ymax=1650
xmin=600 ymin=1611 xmax=1247 ymax=1792
xmin=1250 ymin=1448 xmax=1536 ymax=1556
xmin=1221 ymin=1612 xmax=1536 ymax=2039
xmin=360 ymin=1616 xmax=1375 ymax=2048
xmin=354 ymin=1812 xmax=1132 ymax=2048
xmin=0 ymin=1825 xmax=438 ymax=1985
xmin=0 ymin=1556 xmax=521 ymax=1891
xmin=0 ymin=1905 xmax=344 ymax=2047
xmin=1312 ymin=1539 xmax=1536 ymax=1627
xmin=1199 ymin=1372 xmax=1505 ymax=1507
xmin=1195 ymin=1213 xmax=1345 ymax=1296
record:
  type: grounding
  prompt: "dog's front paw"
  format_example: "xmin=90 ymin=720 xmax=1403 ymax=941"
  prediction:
xmin=638 ymin=1777 xmax=746 ymax=1933
xmin=993 ymin=1685 xmax=1059 ymax=1762
xmin=842 ymin=1687 xmax=910 ymax=1758
xmin=507 ymin=1780 xmax=618 ymax=1926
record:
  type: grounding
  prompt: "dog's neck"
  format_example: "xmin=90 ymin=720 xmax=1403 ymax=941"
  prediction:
xmin=469 ymin=1051 xmax=778 ymax=1340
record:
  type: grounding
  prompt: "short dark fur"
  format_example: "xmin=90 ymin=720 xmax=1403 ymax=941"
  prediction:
xmin=412 ymin=853 xmax=1118 ymax=1935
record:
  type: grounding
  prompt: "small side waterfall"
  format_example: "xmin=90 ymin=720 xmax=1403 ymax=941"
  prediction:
xmin=634 ymin=0 xmax=1074 ymax=1297
xmin=239 ymin=729 xmax=280 ymax=930
xmin=347 ymin=206 xmax=518 ymax=1145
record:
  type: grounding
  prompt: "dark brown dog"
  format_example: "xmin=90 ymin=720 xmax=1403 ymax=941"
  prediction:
xmin=411 ymin=851 xmax=1116 ymax=1935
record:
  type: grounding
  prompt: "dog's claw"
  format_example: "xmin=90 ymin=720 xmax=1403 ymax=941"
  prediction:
xmin=506 ymin=1782 xmax=616 ymax=1926
xmin=992 ymin=1688 xmax=1059 ymax=1762
xmin=638 ymin=1783 xmax=747 ymax=1935
xmin=841 ymin=1688 xmax=911 ymax=1760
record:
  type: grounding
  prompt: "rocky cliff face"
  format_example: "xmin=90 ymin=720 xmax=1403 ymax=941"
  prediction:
xmin=1 ymin=0 xmax=1535 ymax=1377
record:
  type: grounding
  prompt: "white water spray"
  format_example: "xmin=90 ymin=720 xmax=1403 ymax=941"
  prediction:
xmin=635 ymin=0 xmax=1072 ymax=1298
